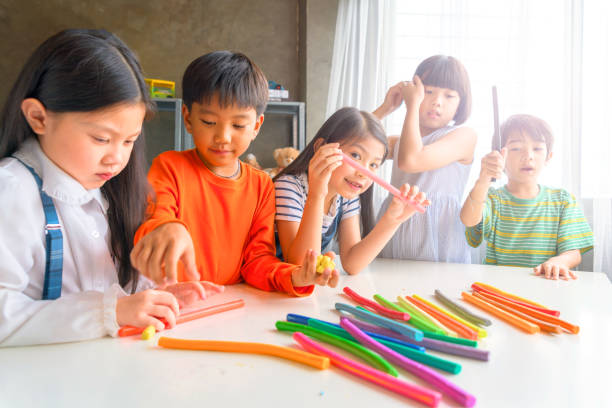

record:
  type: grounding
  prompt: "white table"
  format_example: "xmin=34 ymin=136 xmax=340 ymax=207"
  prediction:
xmin=1 ymin=259 xmax=611 ymax=408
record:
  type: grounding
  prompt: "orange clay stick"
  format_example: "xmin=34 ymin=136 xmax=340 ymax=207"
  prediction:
xmin=471 ymin=284 xmax=560 ymax=317
xmin=472 ymin=283 xmax=560 ymax=317
xmin=461 ymin=292 xmax=539 ymax=334
xmin=473 ymin=282 xmax=547 ymax=307
xmin=157 ymin=337 xmax=330 ymax=370
xmin=471 ymin=292 xmax=562 ymax=334
xmin=407 ymin=296 xmax=479 ymax=340
xmin=473 ymin=291 xmax=579 ymax=334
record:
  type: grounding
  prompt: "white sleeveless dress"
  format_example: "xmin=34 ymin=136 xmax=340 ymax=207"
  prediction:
xmin=378 ymin=126 xmax=473 ymax=263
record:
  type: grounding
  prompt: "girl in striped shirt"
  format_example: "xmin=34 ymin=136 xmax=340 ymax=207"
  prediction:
xmin=274 ymin=107 xmax=429 ymax=275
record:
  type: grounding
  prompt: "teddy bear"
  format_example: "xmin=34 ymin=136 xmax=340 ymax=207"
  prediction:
xmin=265 ymin=147 xmax=300 ymax=178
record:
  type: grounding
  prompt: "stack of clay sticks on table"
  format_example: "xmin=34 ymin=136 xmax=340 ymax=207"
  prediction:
xmin=276 ymin=286 xmax=494 ymax=407
xmin=461 ymin=282 xmax=579 ymax=335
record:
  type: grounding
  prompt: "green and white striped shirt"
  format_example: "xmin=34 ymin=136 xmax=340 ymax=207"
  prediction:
xmin=466 ymin=185 xmax=593 ymax=267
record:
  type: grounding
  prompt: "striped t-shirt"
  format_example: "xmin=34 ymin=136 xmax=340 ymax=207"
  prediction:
xmin=465 ymin=185 xmax=593 ymax=267
xmin=274 ymin=173 xmax=360 ymax=234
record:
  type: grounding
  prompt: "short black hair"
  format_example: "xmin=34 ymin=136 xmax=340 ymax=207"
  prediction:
xmin=182 ymin=51 xmax=268 ymax=115
xmin=415 ymin=55 xmax=472 ymax=125
xmin=501 ymin=114 xmax=554 ymax=152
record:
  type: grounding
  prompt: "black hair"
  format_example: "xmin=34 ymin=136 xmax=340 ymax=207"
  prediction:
xmin=414 ymin=55 xmax=472 ymax=125
xmin=275 ymin=107 xmax=388 ymax=236
xmin=0 ymin=29 xmax=155 ymax=293
xmin=182 ymin=51 xmax=268 ymax=116
xmin=500 ymin=114 xmax=554 ymax=152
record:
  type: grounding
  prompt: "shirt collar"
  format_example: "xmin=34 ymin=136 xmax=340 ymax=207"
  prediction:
xmin=13 ymin=138 xmax=107 ymax=210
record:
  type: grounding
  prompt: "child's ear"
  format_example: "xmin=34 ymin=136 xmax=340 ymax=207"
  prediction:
xmin=252 ymin=114 xmax=264 ymax=139
xmin=181 ymin=104 xmax=193 ymax=134
xmin=545 ymin=150 xmax=553 ymax=163
xmin=20 ymin=98 xmax=48 ymax=135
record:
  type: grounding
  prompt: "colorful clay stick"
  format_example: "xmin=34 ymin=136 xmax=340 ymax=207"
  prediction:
xmin=373 ymin=294 xmax=443 ymax=334
xmin=158 ymin=337 xmax=329 ymax=370
xmin=473 ymin=291 xmax=578 ymax=334
xmin=286 ymin=313 xmax=425 ymax=352
xmin=413 ymin=295 xmax=487 ymax=338
xmin=275 ymin=321 xmax=398 ymax=376
xmin=343 ymin=287 xmax=411 ymax=321
xmin=471 ymin=292 xmax=562 ymax=334
xmin=434 ymin=290 xmax=492 ymax=327
xmin=397 ymin=296 xmax=453 ymax=335
xmin=118 ymin=298 xmax=245 ymax=337
xmin=407 ymin=297 xmax=479 ymax=340
xmin=293 ymin=332 xmax=441 ymax=407
xmin=346 ymin=317 xmax=489 ymax=361
xmin=308 ymin=319 xmax=461 ymax=374
xmin=340 ymin=318 xmax=476 ymax=407
xmin=471 ymin=283 xmax=560 ymax=317
xmin=335 ymin=302 xmax=424 ymax=341
xmin=341 ymin=152 xmax=426 ymax=213
xmin=473 ymin=282 xmax=549 ymax=308
xmin=461 ymin=292 xmax=539 ymax=334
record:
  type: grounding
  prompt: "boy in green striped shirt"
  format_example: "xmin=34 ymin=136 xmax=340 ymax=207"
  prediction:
xmin=460 ymin=114 xmax=593 ymax=280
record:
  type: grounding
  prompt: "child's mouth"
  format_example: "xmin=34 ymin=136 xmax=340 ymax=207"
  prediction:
xmin=345 ymin=179 xmax=363 ymax=191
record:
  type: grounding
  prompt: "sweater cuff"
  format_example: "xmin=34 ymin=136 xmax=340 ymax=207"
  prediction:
xmin=280 ymin=266 xmax=314 ymax=297
xmin=103 ymin=284 xmax=128 ymax=337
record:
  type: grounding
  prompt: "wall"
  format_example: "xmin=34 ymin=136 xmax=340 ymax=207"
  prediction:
xmin=0 ymin=0 xmax=337 ymax=165
xmin=0 ymin=0 xmax=300 ymax=104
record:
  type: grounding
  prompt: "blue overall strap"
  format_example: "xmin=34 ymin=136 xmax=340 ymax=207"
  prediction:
xmin=14 ymin=158 xmax=63 ymax=300
xmin=320 ymin=196 xmax=344 ymax=252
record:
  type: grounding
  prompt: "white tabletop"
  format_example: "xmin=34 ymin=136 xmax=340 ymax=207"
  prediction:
xmin=1 ymin=259 xmax=611 ymax=408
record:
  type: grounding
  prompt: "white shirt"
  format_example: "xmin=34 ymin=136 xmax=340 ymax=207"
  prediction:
xmin=0 ymin=138 xmax=152 ymax=346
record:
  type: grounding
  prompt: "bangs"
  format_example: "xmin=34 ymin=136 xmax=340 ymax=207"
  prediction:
xmin=417 ymin=58 xmax=463 ymax=92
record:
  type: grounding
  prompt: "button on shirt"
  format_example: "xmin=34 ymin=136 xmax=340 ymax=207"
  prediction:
xmin=0 ymin=138 xmax=152 ymax=346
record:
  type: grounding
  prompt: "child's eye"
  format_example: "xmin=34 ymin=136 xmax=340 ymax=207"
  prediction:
xmin=369 ymin=162 xmax=379 ymax=170
xmin=424 ymin=89 xmax=433 ymax=94
xmin=350 ymin=152 xmax=361 ymax=160
xmin=124 ymin=139 xmax=136 ymax=145
xmin=201 ymin=119 xmax=215 ymax=126
xmin=92 ymin=136 xmax=109 ymax=143
xmin=446 ymin=94 xmax=456 ymax=99
xmin=233 ymin=124 xmax=246 ymax=129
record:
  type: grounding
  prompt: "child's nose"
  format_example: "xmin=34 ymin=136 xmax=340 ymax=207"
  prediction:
xmin=214 ymin=125 xmax=232 ymax=144
xmin=103 ymin=144 xmax=123 ymax=165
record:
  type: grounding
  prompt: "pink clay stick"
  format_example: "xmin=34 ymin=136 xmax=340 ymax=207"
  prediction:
xmin=341 ymin=152 xmax=426 ymax=213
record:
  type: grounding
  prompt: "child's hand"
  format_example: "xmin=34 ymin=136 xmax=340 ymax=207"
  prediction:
xmin=292 ymin=249 xmax=340 ymax=288
xmin=130 ymin=222 xmax=199 ymax=285
xmin=400 ymin=75 xmax=425 ymax=110
xmin=158 ymin=281 xmax=224 ymax=309
xmin=478 ymin=148 xmax=507 ymax=183
xmin=116 ymin=289 xmax=180 ymax=331
xmin=534 ymin=257 xmax=578 ymax=280
xmin=383 ymin=184 xmax=430 ymax=224
xmin=377 ymin=82 xmax=405 ymax=116
xmin=308 ymin=143 xmax=343 ymax=198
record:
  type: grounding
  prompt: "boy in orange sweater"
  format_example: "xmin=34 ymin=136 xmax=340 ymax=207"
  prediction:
xmin=131 ymin=51 xmax=338 ymax=296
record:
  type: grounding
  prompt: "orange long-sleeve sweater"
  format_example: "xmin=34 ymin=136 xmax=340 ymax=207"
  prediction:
xmin=134 ymin=150 xmax=313 ymax=297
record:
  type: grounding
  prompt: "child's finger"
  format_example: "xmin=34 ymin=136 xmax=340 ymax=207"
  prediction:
xmin=544 ymin=263 xmax=553 ymax=279
xmin=150 ymin=304 xmax=177 ymax=328
xmin=316 ymin=267 xmax=332 ymax=286
xmin=551 ymin=265 xmax=560 ymax=280
xmin=181 ymin=246 xmax=199 ymax=281
xmin=323 ymin=251 xmax=336 ymax=261
xmin=413 ymin=74 xmax=422 ymax=86
xmin=327 ymin=269 xmax=340 ymax=288
xmin=154 ymin=290 xmax=180 ymax=316
xmin=534 ymin=264 xmax=543 ymax=275
xmin=569 ymin=269 xmax=578 ymax=280
xmin=200 ymin=281 xmax=225 ymax=297
xmin=162 ymin=244 xmax=180 ymax=284
xmin=147 ymin=246 xmax=167 ymax=285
